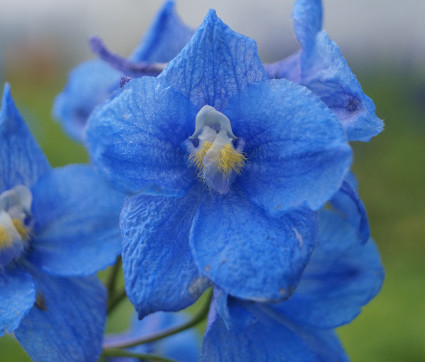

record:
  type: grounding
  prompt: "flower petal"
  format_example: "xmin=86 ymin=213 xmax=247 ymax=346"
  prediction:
xmin=202 ymin=293 xmax=348 ymax=362
xmin=0 ymin=84 xmax=51 ymax=193
xmin=120 ymin=186 xmax=210 ymax=318
xmin=0 ymin=264 xmax=36 ymax=336
xmin=159 ymin=10 xmax=267 ymax=112
xmin=15 ymin=263 xmax=106 ymax=362
xmin=87 ymin=77 xmax=197 ymax=195
xmin=225 ymin=79 xmax=352 ymax=216
xmin=271 ymin=209 xmax=384 ymax=329
xmin=28 ymin=165 xmax=123 ymax=276
xmin=190 ymin=186 xmax=316 ymax=302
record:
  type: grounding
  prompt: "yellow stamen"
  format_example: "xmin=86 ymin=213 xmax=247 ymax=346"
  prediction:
xmin=218 ymin=144 xmax=246 ymax=176
xmin=12 ymin=219 xmax=30 ymax=241
xmin=189 ymin=141 xmax=212 ymax=172
xmin=0 ymin=227 xmax=12 ymax=249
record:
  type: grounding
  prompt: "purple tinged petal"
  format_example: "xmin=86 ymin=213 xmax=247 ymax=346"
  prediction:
xmin=0 ymin=84 xmax=51 ymax=192
xmin=159 ymin=9 xmax=267 ymax=112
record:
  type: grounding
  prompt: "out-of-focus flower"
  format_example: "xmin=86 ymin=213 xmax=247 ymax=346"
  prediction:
xmin=265 ymin=0 xmax=383 ymax=142
xmin=202 ymin=208 xmax=384 ymax=361
xmin=105 ymin=312 xmax=200 ymax=362
xmin=53 ymin=0 xmax=193 ymax=142
xmin=0 ymin=84 xmax=123 ymax=361
xmin=87 ymin=10 xmax=352 ymax=318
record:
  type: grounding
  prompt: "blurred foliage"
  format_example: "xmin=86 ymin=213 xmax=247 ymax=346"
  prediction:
xmin=0 ymin=64 xmax=424 ymax=361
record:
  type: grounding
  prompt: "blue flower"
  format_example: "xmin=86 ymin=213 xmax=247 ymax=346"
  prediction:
xmin=105 ymin=312 xmax=200 ymax=362
xmin=202 ymin=208 xmax=384 ymax=361
xmin=265 ymin=0 xmax=383 ymax=142
xmin=0 ymin=83 xmax=123 ymax=361
xmin=87 ymin=10 xmax=352 ymax=318
xmin=53 ymin=0 xmax=193 ymax=142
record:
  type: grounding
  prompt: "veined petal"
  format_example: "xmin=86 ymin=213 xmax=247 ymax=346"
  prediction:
xmin=225 ymin=79 xmax=352 ymax=216
xmin=301 ymin=31 xmax=383 ymax=141
xmin=190 ymin=186 xmax=316 ymax=302
xmin=130 ymin=0 xmax=193 ymax=62
xmin=264 ymin=51 xmax=301 ymax=83
xmin=120 ymin=186 xmax=210 ymax=318
xmin=159 ymin=9 xmax=267 ymax=112
xmin=28 ymin=165 xmax=123 ymax=276
xmin=87 ymin=77 xmax=197 ymax=196
xmin=15 ymin=263 xmax=106 ymax=362
xmin=0 ymin=84 xmax=51 ymax=193
xmin=271 ymin=209 xmax=384 ymax=329
xmin=0 ymin=264 xmax=36 ymax=336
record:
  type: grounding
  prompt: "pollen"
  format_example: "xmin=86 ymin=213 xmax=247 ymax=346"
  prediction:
xmin=218 ymin=144 xmax=246 ymax=176
xmin=0 ymin=227 xmax=12 ymax=249
xmin=12 ymin=219 xmax=30 ymax=241
xmin=189 ymin=141 xmax=212 ymax=172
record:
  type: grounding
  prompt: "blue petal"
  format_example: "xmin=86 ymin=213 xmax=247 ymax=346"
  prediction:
xmin=292 ymin=0 xmax=323 ymax=55
xmin=0 ymin=84 xmax=51 ymax=192
xmin=300 ymin=31 xmax=383 ymax=141
xmin=28 ymin=165 xmax=123 ymax=276
xmin=224 ymin=79 xmax=352 ymax=216
xmin=271 ymin=209 xmax=384 ymax=329
xmin=202 ymin=293 xmax=348 ymax=362
xmin=159 ymin=10 xmax=267 ymax=112
xmin=190 ymin=186 xmax=316 ymax=302
xmin=0 ymin=264 xmax=35 ymax=336
xmin=120 ymin=186 xmax=210 ymax=318
xmin=331 ymin=174 xmax=370 ymax=243
xmin=53 ymin=60 xmax=121 ymax=142
xmin=264 ymin=51 xmax=301 ymax=82
xmin=87 ymin=77 xmax=198 ymax=195
xmin=130 ymin=0 xmax=193 ymax=62
xmin=15 ymin=263 xmax=106 ymax=362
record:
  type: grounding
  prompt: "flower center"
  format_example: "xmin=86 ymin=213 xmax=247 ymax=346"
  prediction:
xmin=0 ymin=185 xmax=32 ymax=266
xmin=187 ymin=105 xmax=246 ymax=194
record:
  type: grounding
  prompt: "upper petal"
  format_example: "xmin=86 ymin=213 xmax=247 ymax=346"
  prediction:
xmin=225 ymin=79 xmax=352 ymax=216
xmin=120 ymin=186 xmax=210 ymax=318
xmin=271 ymin=209 xmax=384 ymax=329
xmin=159 ymin=9 xmax=267 ymax=112
xmin=15 ymin=262 xmax=106 ymax=362
xmin=0 ymin=264 xmax=36 ymax=336
xmin=190 ymin=186 xmax=316 ymax=302
xmin=0 ymin=84 xmax=51 ymax=193
xmin=28 ymin=165 xmax=123 ymax=276
xmin=87 ymin=76 xmax=198 ymax=196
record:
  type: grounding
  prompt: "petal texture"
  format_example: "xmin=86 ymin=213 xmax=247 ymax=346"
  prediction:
xmin=87 ymin=77 xmax=198 ymax=195
xmin=272 ymin=209 xmax=384 ymax=328
xmin=225 ymin=79 xmax=352 ymax=216
xmin=190 ymin=187 xmax=316 ymax=302
xmin=15 ymin=263 xmax=106 ymax=362
xmin=160 ymin=9 xmax=266 ymax=112
xmin=121 ymin=186 xmax=209 ymax=318
xmin=28 ymin=165 xmax=123 ymax=276
xmin=0 ymin=265 xmax=36 ymax=336
xmin=0 ymin=84 xmax=50 ymax=192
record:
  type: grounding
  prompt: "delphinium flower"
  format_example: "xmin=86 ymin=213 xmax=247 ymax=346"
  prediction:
xmin=0 ymin=83 xmax=123 ymax=361
xmin=265 ymin=0 xmax=383 ymax=142
xmin=105 ymin=311 xmax=200 ymax=361
xmin=53 ymin=0 xmax=193 ymax=142
xmin=202 ymin=207 xmax=384 ymax=361
xmin=87 ymin=10 xmax=352 ymax=319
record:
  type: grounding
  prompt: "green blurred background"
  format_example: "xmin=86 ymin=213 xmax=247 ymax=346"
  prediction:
xmin=0 ymin=3 xmax=425 ymax=360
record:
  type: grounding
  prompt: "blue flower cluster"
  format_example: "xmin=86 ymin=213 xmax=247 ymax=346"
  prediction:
xmin=1 ymin=0 xmax=384 ymax=361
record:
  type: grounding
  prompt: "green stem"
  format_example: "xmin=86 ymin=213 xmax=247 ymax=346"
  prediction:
xmin=106 ymin=256 xmax=122 ymax=298
xmin=103 ymin=288 xmax=213 ymax=350
xmin=102 ymin=349 xmax=176 ymax=361
xmin=107 ymin=288 xmax=127 ymax=314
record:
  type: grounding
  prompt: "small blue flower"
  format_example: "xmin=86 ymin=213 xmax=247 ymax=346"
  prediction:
xmin=105 ymin=312 xmax=200 ymax=362
xmin=265 ymin=0 xmax=384 ymax=142
xmin=202 ymin=208 xmax=384 ymax=361
xmin=0 ymin=84 xmax=123 ymax=361
xmin=87 ymin=10 xmax=352 ymax=318
xmin=53 ymin=0 xmax=193 ymax=142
